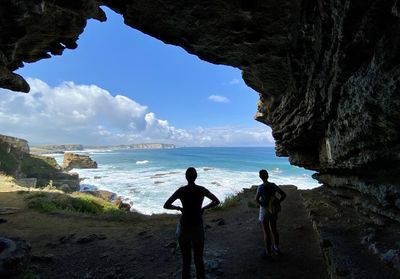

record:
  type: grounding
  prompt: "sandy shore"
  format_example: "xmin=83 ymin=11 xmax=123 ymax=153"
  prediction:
xmin=0 ymin=175 xmax=327 ymax=278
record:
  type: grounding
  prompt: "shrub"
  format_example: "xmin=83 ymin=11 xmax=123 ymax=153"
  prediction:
xmin=212 ymin=194 xmax=241 ymax=211
xmin=25 ymin=191 xmax=124 ymax=215
xmin=247 ymin=201 xmax=258 ymax=208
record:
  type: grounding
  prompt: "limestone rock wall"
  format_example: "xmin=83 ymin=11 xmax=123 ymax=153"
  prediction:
xmin=0 ymin=135 xmax=29 ymax=176
xmin=0 ymin=134 xmax=29 ymax=154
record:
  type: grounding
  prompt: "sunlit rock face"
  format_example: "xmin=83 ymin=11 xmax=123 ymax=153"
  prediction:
xmin=0 ymin=1 xmax=399 ymax=213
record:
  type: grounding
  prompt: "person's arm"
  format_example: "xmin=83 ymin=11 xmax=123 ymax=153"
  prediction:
xmin=255 ymin=185 xmax=262 ymax=205
xmin=275 ymin=185 xmax=286 ymax=203
xmin=202 ymin=189 xmax=220 ymax=212
xmin=163 ymin=189 xmax=182 ymax=211
xmin=255 ymin=191 xmax=262 ymax=205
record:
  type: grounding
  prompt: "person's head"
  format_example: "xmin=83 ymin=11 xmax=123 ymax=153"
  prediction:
xmin=185 ymin=167 xmax=197 ymax=184
xmin=259 ymin=169 xmax=269 ymax=182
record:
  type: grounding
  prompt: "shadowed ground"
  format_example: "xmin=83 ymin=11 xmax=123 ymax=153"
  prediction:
xmin=0 ymin=179 xmax=327 ymax=278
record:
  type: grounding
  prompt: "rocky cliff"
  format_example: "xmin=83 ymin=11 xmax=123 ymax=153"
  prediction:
xmin=0 ymin=135 xmax=29 ymax=176
xmin=61 ymin=153 xmax=97 ymax=171
xmin=0 ymin=1 xmax=399 ymax=276
xmin=0 ymin=134 xmax=79 ymax=192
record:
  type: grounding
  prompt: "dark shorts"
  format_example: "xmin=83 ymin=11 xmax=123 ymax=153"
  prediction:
xmin=176 ymin=223 xmax=205 ymax=243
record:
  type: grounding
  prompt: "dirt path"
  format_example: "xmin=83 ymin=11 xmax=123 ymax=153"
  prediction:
xmin=0 ymin=182 xmax=327 ymax=278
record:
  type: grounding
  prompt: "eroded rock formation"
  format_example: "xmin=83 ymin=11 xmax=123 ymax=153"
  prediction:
xmin=61 ymin=153 xmax=97 ymax=171
xmin=1 ymin=1 xmax=399 ymax=276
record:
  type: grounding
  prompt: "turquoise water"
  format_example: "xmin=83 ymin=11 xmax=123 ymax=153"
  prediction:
xmin=53 ymin=147 xmax=320 ymax=214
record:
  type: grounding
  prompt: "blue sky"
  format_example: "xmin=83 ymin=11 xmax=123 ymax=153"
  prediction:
xmin=0 ymin=8 xmax=274 ymax=146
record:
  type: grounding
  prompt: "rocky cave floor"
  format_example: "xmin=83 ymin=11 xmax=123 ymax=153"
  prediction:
xmin=0 ymin=181 xmax=398 ymax=278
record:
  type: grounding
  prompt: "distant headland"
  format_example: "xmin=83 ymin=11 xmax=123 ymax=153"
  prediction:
xmin=30 ymin=143 xmax=176 ymax=154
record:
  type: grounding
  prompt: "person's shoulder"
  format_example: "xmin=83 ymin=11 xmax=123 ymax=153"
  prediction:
xmin=270 ymin=182 xmax=280 ymax=190
xmin=195 ymin=185 xmax=211 ymax=193
xmin=196 ymin=185 xmax=208 ymax=191
xmin=176 ymin=185 xmax=188 ymax=193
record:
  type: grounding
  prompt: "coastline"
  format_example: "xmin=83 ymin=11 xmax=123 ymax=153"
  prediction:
xmin=56 ymin=147 xmax=320 ymax=215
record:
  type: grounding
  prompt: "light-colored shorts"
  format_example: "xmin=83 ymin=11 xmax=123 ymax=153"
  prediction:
xmin=259 ymin=206 xmax=277 ymax=222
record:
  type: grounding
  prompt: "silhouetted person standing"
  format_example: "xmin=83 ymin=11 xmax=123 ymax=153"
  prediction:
xmin=164 ymin=167 xmax=220 ymax=279
xmin=255 ymin=169 xmax=286 ymax=259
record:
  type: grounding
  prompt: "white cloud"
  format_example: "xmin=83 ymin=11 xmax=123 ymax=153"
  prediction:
xmin=229 ymin=78 xmax=241 ymax=85
xmin=0 ymin=78 xmax=274 ymax=146
xmin=208 ymin=95 xmax=230 ymax=103
xmin=187 ymin=126 xmax=274 ymax=147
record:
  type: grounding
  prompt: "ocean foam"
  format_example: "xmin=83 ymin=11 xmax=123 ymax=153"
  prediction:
xmin=136 ymin=160 xmax=149 ymax=165
xmin=72 ymin=165 xmax=320 ymax=215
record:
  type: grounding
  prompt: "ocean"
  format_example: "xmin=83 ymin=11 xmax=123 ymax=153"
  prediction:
xmin=52 ymin=147 xmax=320 ymax=215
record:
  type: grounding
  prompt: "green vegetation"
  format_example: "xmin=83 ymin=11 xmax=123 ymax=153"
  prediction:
xmin=247 ymin=201 xmax=258 ymax=208
xmin=25 ymin=191 xmax=125 ymax=215
xmin=212 ymin=194 xmax=241 ymax=211
xmin=21 ymin=155 xmax=60 ymax=178
xmin=22 ymin=270 xmax=39 ymax=279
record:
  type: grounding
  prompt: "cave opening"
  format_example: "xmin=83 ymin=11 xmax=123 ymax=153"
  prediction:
xmin=1 ymin=7 xmax=321 ymax=216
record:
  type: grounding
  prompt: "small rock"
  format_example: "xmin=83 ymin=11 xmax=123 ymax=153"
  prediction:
xmin=0 ymin=237 xmax=31 ymax=277
xmin=320 ymin=239 xmax=332 ymax=248
xmin=361 ymin=232 xmax=376 ymax=245
xmin=100 ymin=252 xmax=109 ymax=259
xmin=395 ymin=199 xmax=400 ymax=210
xmin=97 ymin=234 xmax=107 ymax=240
xmin=164 ymin=241 xmax=177 ymax=249
xmin=0 ymin=207 xmax=19 ymax=215
xmin=382 ymin=249 xmax=400 ymax=268
xmin=292 ymin=224 xmax=303 ymax=230
xmin=368 ymin=243 xmax=380 ymax=255
xmin=205 ymin=259 xmax=221 ymax=271
xmin=76 ymin=234 xmax=106 ymax=244
xmin=217 ymin=219 xmax=225 ymax=226
xmin=372 ymin=216 xmax=387 ymax=226
xmin=0 ymin=218 xmax=7 ymax=223
xmin=59 ymin=234 xmax=75 ymax=244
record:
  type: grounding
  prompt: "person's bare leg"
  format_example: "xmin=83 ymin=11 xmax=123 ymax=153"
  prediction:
xmin=193 ymin=237 xmax=205 ymax=279
xmin=270 ymin=218 xmax=281 ymax=254
xmin=179 ymin=237 xmax=192 ymax=279
xmin=261 ymin=219 xmax=272 ymax=255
